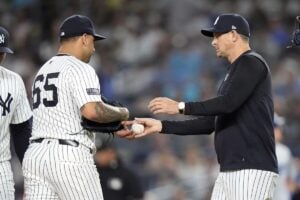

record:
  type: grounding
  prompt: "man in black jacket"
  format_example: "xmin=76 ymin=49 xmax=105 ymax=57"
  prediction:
xmin=94 ymin=143 xmax=144 ymax=200
xmin=117 ymin=13 xmax=278 ymax=200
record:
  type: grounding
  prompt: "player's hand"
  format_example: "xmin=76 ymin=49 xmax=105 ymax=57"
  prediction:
xmin=132 ymin=118 xmax=162 ymax=138
xmin=148 ymin=97 xmax=179 ymax=115
xmin=115 ymin=120 xmax=135 ymax=139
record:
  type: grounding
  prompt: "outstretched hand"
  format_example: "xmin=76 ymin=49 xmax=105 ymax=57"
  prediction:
xmin=114 ymin=120 xmax=135 ymax=140
xmin=148 ymin=97 xmax=179 ymax=115
xmin=115 ymin=118 xmax=162 ymax=139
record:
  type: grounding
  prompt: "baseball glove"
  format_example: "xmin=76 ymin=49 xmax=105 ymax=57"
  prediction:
xmin=81 ymin=96 xmax=124 ymax=133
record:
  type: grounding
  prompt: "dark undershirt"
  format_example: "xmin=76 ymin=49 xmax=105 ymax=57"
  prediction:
xmin=10 ymin=117 xmax=32 ymax=163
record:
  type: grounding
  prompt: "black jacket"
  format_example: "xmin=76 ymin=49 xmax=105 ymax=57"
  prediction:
xmin=96 ymin=160 xmax=144 ymax=200
xmin=161 ymin=50 xmax=278 ymax=173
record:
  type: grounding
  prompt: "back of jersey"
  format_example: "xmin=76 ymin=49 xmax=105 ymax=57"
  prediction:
xmin=31 ymin=55 xmax=101 ymax=149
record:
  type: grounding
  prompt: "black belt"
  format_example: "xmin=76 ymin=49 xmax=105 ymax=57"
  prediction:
xmin=31 ymin=138 xmax=92 ymax=153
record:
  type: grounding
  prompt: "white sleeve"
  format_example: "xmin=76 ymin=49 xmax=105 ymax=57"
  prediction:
xmin=69 ymin=64 xmax=102 ymax=108
xmin=11 ymin=76 xmax=32 ymax=124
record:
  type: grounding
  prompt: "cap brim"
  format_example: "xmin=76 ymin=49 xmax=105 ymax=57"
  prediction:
xmin=201 ymin=28 xmax=215 ymax=37
xmin=93 ymin=33 xmax=106 ymax=41
xmin=0 ymin=47 xmax=13 ymax=54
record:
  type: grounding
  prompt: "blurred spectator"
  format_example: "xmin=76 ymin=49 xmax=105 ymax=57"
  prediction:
xmin=176 ymin=144 xmax=215 ymax=200
xmin=94 ymin=141 xmax=144 ymax=200
xmin=274 ymin=113 xmax=298 ymax=200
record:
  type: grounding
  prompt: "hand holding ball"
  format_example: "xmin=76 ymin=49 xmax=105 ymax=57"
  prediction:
xmin=131 ymin=123 xmax=144 ymax=134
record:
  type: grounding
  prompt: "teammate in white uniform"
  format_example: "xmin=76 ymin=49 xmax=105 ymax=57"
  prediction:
xmin=273 ymin=114 xmax=297 ymax=200
xmin=0 ymin=26 xmax=32 ymax=200
xmin=22 ymin=15 xmax=129 ymax=200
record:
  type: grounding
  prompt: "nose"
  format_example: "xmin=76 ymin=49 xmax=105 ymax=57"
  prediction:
xmin=211 ymin=38 xmax=216 ymax=47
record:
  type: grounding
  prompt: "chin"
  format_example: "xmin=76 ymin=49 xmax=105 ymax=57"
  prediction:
xmin=84 ymin=57 xmax=91 ymax=63
xmin=216 ymin=52 xmax=225 ymax=58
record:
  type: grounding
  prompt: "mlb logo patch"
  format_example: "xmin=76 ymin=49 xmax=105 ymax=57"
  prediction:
xmin=86 ymin=88 xmax=100 ymax=95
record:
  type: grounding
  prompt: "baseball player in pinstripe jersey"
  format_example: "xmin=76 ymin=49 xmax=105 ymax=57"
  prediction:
xmin=22 ymin=15 xmax=129 ymax=200
xmin=0 ymin=26 xmax=32 ymax=200
xmin=117 ymin=14 xmax=279 ymax=200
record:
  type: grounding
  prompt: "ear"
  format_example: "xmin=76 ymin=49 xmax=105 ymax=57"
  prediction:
xmin=82 ymin=34 xmax=88 ymax=46
xmin=231 ymin=30 xmax=239 ymax=42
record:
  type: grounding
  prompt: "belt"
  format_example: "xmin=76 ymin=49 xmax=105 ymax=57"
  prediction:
xmin=31 ymin=138 xmax=92 ymax=153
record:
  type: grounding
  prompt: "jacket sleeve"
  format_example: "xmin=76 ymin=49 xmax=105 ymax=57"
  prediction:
xmin=161 ymin=116 xmax=215 ymax=135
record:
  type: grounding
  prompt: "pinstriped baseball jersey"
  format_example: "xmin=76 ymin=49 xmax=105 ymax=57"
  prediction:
xmin=0 ymin=161 xmax=14 ymax=199
xmin=31 ymin=55 xmax=102 ymax=151
xmin=23 ymin=54 xmax=104 ymax=200
xmin=0 ymin=66 xmax=32 ymax=162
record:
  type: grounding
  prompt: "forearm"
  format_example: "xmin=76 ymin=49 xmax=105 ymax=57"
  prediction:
xmin=161 ymin=116 xmax=215 ymax=135
xmin=185 ymin=96 xmax=231 ymax=116
xmin=10 ymin=117 xmax=32 ymax=163
xmin=81 ymin=102 xmax=129 ymax=123
xmin=95 ymin=102 xmax=129 ymax=122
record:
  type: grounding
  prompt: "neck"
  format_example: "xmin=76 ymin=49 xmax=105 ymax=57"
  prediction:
xmin=227 ymin=43 xmax=251 ymax=63
xmin=58 ymin=43 xmax=82 ymax=60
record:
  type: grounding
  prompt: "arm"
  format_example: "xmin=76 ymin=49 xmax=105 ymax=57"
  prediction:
xmin=10 ymin=117 xmax=32 ymax=163
xmin=149 ymin=56 xmax=267 ymax=116
xmin=10 ymin=75 xmax=32 ymax=163
xmin=161 ymin=116 xmax=215 ymax=135
xmin=81 ymin=101 xmax=129 ymax=123
xmin=69 ymin=65 xmax=129 ymax=123
xmin=116 ymin=116 xmax=215 ymax=139
xmin=185 ymin=56 xmax=267 ymax=115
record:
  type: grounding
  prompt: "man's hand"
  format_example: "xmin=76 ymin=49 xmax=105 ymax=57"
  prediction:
xmin=115 ymin=118 xmax=162 ymax=139
xmin=148 ymin=97 xmax=179 ymax=115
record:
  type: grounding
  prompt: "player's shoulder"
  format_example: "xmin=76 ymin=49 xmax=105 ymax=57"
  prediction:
xmin=238 ymin=51 xmax=267 ymax=69
xmin=39 ymin=55 xmax=95 ymax=75
xmin=242 ymin=51 xmax=266 ymax=63
xmin=0 ymin=66 xmax=24 ymax=83
xmin=66 ymin=56 xmax=96 ymax=73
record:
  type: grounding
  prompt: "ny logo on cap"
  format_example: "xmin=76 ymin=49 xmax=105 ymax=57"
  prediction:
xmin=214 ymin=17 xmax=220 ymax=25
xmin=0 ymin=34 xmax=5 ymax=44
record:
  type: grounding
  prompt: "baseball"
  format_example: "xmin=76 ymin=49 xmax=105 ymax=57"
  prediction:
xmin=131 ymin=123 xmax=144 ymax=134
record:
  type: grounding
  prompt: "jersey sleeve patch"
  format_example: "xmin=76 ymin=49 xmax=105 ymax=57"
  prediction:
xmin=86 ymin=88 xmax=100 ymax=95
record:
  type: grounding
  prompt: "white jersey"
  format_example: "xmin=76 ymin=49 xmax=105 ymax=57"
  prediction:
xmin=31 ymin=55 xmax=102 ymax=151
xmin=0 ymin=66 xmax=32 ymax=162
xmin=274 ymin=143 xmax=296 ymax=200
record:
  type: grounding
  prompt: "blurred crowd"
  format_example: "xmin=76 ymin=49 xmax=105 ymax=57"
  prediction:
xmin=2 ymin=0 xmax=300 ymax=199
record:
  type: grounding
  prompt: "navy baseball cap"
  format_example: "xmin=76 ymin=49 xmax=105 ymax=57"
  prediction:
xmin=201 ymin=13 xmax=250 ymax=38
xmin=0 ymin=26 xmax=13 ymax=54
xmin=59 ymin=15 xmax=106 ymax=41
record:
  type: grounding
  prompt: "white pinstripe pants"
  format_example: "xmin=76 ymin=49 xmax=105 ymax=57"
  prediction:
xmin=22 ymin=139 xmax=103 ymax=200
xmin=211 ymin=169 xmax=278 ymax=200
xmin=0 ymin=161 xmax=14 ymax=200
